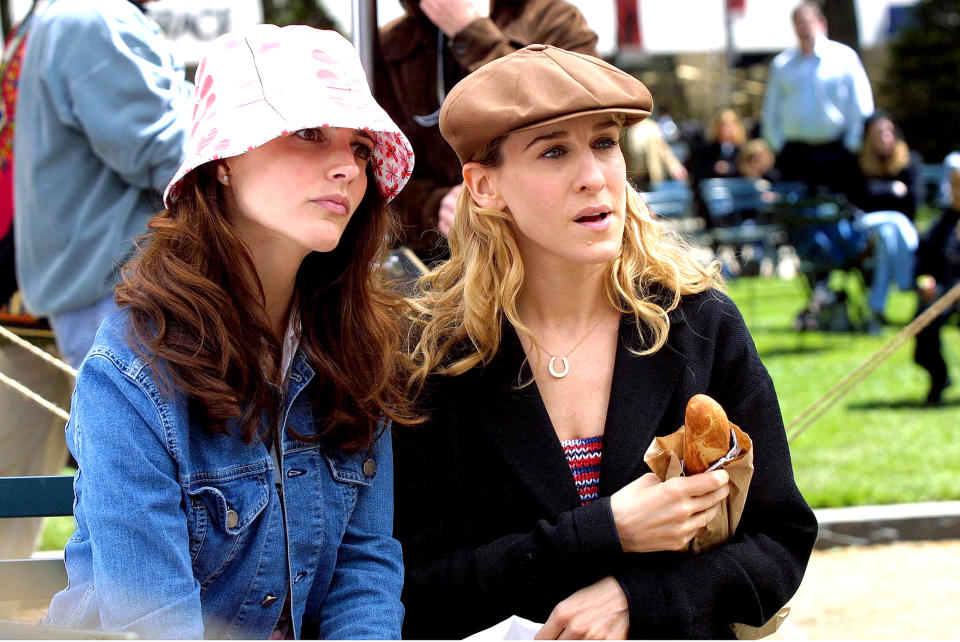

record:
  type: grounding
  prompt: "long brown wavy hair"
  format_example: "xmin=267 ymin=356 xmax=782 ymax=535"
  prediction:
xmin=115 ymin=162 xmax=419 ymax=451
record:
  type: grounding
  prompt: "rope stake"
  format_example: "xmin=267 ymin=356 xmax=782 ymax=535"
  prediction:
xmin=787 ymin=280 xmax=960 ymax=442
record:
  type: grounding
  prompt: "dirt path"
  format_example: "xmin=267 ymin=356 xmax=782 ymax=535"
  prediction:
xmin=771 ymin=540 xmax=960 ymax=640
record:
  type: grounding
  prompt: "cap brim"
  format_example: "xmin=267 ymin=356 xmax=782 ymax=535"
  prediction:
xmin=510 ymin=107 xmax=652 ymax=135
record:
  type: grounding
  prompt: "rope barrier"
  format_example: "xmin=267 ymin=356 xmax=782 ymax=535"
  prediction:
xmin=0 ymin=324 xmax=76 ymax=378
xmin=0 ymin=368 xmax=70 ymax=422
xmin=0 ymin=323 xmax=75 ymax=422
xmin=787 ymin=280 xmax=960 ymax=443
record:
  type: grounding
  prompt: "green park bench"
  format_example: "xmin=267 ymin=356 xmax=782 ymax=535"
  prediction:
xmin=0 ymin=475 xmax=75 ymax=637
xmin=0 ymin=475 xmax=73 ymax=604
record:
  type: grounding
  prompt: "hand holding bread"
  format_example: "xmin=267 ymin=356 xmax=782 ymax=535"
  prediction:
xmin=609 ymin=470 xmax=729 ymax=553
xmin=643 ymin=393 xmax=754 ymax=553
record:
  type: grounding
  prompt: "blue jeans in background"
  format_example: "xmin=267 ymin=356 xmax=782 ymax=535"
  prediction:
xmin=860 ymin=211 xmax=918 ymax=316
xmin=48 ymin=293 xmax=118 ymax=369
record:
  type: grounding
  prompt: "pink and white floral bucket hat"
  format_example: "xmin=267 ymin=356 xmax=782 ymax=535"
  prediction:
xmin=164 ymin=24 xmax=414 ymax=206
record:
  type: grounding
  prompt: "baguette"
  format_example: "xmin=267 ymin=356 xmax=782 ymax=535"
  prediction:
xmin=683 ymin=394 xmax=732 ymax=474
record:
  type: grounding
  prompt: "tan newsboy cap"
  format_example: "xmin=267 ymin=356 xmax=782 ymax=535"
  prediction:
xmin=439 ymin=44 xmax=653 ymax=164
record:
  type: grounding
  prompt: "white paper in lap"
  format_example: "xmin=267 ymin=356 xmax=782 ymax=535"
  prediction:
xmin=464 ymin=615 xmax=543 ymax=640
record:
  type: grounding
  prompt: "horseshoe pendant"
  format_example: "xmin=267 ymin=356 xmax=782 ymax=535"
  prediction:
xmin=548 ymin=356 xmax=570 ymax=378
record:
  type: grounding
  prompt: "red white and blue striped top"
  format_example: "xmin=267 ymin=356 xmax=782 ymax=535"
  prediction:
xmin=560 ymin=436 xmax=603 ymax=505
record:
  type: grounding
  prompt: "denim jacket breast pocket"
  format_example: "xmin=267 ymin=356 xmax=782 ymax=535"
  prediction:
xmin=323 ymin=448 xmax=376 ymax=521
xmin=185 ymin=461 xmax=271 ymax=588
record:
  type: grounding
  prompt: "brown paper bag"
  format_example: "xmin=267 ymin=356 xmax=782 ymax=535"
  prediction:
xmin=643 ymin=421 xmax=754 ymax=553
xmin=643 ymin=422 xmax=785 ymax=639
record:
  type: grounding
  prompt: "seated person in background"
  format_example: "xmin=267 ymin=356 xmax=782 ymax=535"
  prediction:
xmin=624 ymin=116 xmax=688 ymax=190
xmin=737 ymin=138 xmax=782 ymax=182
xmin=846 ymin=111 xmax=922 ymax=222
xmin=692 ymin=108 xmax=746 ymax=181
xmin=792 ymin=112 xmax=919 ymax=333
xmin=689 ymin=109 xmax=747 ymax=229
xmin=842 ymin=112 xmax=920 ymax=328
xmin=914 ymin=166 xmax=960 ymax=405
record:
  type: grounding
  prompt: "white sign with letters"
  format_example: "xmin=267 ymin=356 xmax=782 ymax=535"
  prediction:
xmin=145 ymin=0 xmax=263 ymax=64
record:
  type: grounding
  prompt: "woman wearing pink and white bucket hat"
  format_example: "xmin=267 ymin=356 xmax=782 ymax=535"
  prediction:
xmin=43 ymin=25 xmax=416 ymax=639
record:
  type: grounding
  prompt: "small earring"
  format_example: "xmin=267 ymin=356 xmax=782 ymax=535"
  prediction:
xmin=220 ymin=174 xmax=230 ymax=185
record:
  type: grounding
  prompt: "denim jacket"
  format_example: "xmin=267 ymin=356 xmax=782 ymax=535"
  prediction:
xmin=43 ymin=310 xmax=404 ymax=639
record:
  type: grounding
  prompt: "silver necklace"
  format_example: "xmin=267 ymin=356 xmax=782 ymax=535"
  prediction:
xmin=529 ymin=317 xmax=604 ymax=379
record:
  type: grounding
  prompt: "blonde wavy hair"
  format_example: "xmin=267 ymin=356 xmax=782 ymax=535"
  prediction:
xmin=706 ymin=108 xmax=747 ymax=146
xmin=406 ymin=128 xmax=722 ymax=391
xmin=859 ymin=116 xmax=911 ymax=178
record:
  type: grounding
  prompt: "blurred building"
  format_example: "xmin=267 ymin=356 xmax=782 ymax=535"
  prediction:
xmin=0 ymin=0 xmax=924 ymax=127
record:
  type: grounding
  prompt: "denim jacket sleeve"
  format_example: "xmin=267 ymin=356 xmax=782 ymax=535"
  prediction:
xmin=316 ymin=425 xmax=404 ymax=640
xmin=69 ymin=352 xmax=204 ymax=638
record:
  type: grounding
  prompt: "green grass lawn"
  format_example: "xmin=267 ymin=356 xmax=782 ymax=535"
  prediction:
xmin=36 ymin=273 xmax=960 ymax=549
xmin=38 ymin=512 xmax=74 ymax=551
xmin=727 ymin=275 xmax=960 ymax=508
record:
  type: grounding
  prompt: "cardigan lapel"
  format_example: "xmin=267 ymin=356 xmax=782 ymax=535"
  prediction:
xmin=473 ymin=325 xmax=583 ymax=517
xmin=472 ymin=311 xmax=689 ymax=514
xmin=599 ymin=316 xmax=688 ymax=494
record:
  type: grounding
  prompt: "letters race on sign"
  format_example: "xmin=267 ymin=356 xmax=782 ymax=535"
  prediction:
xmin=145 ymin=0 xmax=263 ymax=65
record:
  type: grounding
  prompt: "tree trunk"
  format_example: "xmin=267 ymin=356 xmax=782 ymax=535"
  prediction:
xmin=823 ymin=0 xmax=861 ymax=54
xmin=1 ymin=0 xmax=12 ymax=37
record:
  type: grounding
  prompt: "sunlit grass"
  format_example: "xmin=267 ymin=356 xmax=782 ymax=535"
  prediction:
xmin=37 ymin=467 xmax=74 ymax=552
xmin=727 ymin=275 xmax=960 ymax=508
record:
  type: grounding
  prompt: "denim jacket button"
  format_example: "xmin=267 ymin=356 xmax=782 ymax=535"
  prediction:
xmin=226 ymin=509 xmax=239 ymax=529
xmin=362 ymin=458 xmax=377 ymax=477
xmin=261 ymin=594 xmax=278 ymax=607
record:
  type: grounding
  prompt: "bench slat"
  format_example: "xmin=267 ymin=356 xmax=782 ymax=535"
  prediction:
xmin=0 ymin=617 xmax=138 ymax=639
xmin=0 ymin=476 xmax=74 ymax=518
xmin=0 ymin=558 xmax=67 ymax=601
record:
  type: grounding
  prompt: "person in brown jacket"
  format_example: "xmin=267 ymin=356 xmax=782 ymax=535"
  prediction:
xmin=375 ymin=0 xmax=598 ymax=260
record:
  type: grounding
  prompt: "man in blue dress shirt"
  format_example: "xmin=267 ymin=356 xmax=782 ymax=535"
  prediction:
xmin=762 ymin=1 xmax=874 ymax=192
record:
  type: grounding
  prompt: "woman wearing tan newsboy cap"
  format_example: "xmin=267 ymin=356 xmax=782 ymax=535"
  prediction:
xmin=395 ymin=45 xmax=817 ymax=639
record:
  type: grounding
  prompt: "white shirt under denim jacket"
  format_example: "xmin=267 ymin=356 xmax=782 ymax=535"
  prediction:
xmin=43 ymin=309 xmax=404 ymax=639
